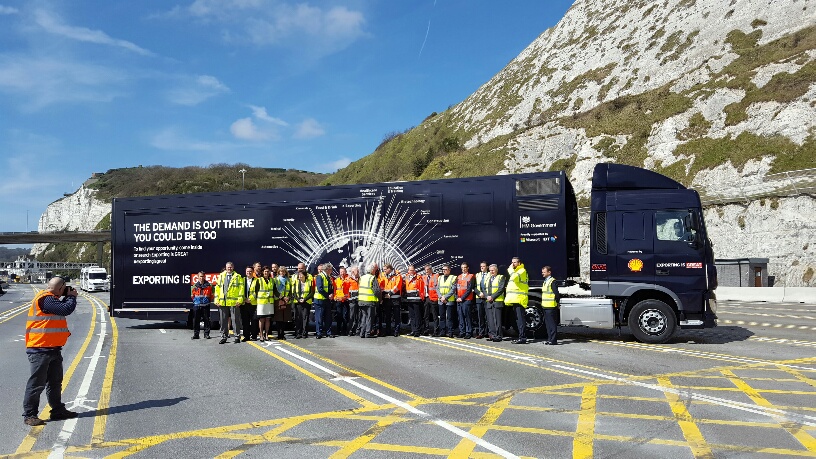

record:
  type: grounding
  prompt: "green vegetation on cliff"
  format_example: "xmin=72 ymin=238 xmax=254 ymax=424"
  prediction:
xmin=89 ymin=164 xmax=328 ymax=201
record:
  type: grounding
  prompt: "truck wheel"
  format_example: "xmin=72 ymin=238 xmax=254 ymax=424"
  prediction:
xmin=525 ymin=305 xmax=546 ymax=339
xmin=628 ymin=300 xmax=676 ymax=344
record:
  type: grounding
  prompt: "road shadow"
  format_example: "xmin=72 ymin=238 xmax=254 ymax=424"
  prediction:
xmin=554 ymin=325 xmax=754 ymax=345
xmin=125 ymin=321 xmax=188 ymax=330
xmin=77 ymin=397 xmax=188 ymax=418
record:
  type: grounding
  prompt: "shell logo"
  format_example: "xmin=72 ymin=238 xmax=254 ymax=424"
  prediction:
xmin=628 ymin=258 xmax=644 ymax=272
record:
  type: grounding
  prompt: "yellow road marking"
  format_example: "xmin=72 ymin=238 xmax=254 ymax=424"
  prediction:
xmin=449 ymin=391 xmax=515 ymax=458
xmin=0 ymin=304 xmax=30 ymax=324
xmin=15 ymin=294 xmax=98 ymax=455
xmin=249 ymin=341 xmax=379 ymax=409
xmin=572 ymin=385 xmax=598 ymax=459
xmin=722 ymin=369 xmax=816 ymax=452
xmin=329 ymin=416 xmax=398 ymax=458
xmin=91 ymin=295 xmax=118 ymax=445
xmin=280 ymin=340 xmax=423 ymax=401
xmin=658 ymin=377 xmax=714 ymax=458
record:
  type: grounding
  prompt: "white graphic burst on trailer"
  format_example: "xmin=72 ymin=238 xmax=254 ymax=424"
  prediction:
xmin=280 ymin=195 xmax=444 ymax=271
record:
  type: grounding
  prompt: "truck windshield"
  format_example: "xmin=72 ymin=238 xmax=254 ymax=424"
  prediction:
xmin=88 ymin=273 xmax=107 ymax=279
xmin=655 ymin=211 xmax=696 ymax=242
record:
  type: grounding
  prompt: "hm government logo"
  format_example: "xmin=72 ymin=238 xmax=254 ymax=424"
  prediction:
xmin=521 ymin=216 xmax=531 ymax=224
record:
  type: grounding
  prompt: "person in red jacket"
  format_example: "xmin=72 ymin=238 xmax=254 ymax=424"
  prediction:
xmin=402 ymin=265 xmax=425 ymax=337
xmin=190 ymin=271 xmax=214 ymax=340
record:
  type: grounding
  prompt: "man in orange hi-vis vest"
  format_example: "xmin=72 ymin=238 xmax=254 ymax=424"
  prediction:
xmin=23 ymin=277 xmax=79 ymax=426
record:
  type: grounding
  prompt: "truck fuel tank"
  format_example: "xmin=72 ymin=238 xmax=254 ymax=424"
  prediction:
xmin=559 ymin=297 xmax=615 ymax=329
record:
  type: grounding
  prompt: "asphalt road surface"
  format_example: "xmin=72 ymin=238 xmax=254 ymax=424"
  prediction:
xmin=1 ymin=284 xmax=815 ymax=458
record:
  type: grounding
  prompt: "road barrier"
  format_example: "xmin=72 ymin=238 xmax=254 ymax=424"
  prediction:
xmin=716 ymin=287 xmax=815 ymax=303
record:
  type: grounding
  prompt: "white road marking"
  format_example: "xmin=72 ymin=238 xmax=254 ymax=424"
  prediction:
xmin=48 ymin=296 xmax=108 ymax=459
xmin=273 ymin=344 xmax=521 ymax=459
xmin=160 ymin=329 xmax=166 ymax=334
xmin=551 ymin=364 xmax=816 ymax=427
xmin=420 ymin=337 xmax=816 ymax=427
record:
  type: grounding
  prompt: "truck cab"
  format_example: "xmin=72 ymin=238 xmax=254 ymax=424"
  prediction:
xmin=588 ymin=163 xmax=717 ymax=343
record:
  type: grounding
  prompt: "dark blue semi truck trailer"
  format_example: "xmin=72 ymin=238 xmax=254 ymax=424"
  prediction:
xmin=110 ymin=163 xmax=717 ymax=343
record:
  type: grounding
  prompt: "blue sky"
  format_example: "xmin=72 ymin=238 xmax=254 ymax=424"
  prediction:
xmin=0 ymin=0 xmax=574 ymax=242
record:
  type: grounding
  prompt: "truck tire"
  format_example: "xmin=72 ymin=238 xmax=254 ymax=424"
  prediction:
xmin=628 ymin=299 xmax=676 ymax=344
xmin=525 ymin=305 xmax=546 ymax=339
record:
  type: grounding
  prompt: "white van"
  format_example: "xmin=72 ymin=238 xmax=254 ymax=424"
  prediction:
xmin=80 ymin=266 xmax=109 ymax=292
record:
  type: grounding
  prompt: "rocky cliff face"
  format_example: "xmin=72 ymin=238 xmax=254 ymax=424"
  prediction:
xmin=456 ymin=0 xmax=815 ymax=286
xmin=31 ymin=186 xmax=111 ymax=257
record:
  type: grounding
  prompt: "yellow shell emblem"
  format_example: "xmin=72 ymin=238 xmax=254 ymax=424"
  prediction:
xmin=628 ymin=258 xmax=644 ymax=272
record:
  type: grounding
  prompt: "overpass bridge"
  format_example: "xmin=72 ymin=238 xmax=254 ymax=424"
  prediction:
xmin=0 ymin=230 xmax=111 ymax=267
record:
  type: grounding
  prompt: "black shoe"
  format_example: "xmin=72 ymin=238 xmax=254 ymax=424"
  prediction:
xmin=545 ymin=341 xmax=558 ymax=345
xmin=50 ymin=410 xmax=78 ymax=421
xmin=493 ymin=338 xmax=503 ymax=342
xmin=447 ymin=334 xmax=454 ymax=338
xmin=234 ymin=338 xmax=241 ymax=343
xmin=511 ymin=339 xmax=527 ymax=344
xmin=204 ymin=334 xmax=211 ymax=339
xmin=191 ymin=335 xmax=199 ymax=340
xmin=464 ymin=334 xmax=471 ymax=339
xmin=24 ymin=416 xmax=46 ymax=426
xmin=219 ymin=338 xmax=228 ymax=344
xmin=329 ymin=334 xmax=336 ymax=338
xmin=316 ymin=335 xmax=321 ymax=339
xmin=241 ymin=337 xmax=250 ymax=342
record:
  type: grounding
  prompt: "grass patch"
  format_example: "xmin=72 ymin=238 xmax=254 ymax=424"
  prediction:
xmin=678 ymin=112 xmax=711 ymax=140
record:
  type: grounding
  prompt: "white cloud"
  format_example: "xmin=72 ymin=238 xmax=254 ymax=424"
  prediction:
xmin=229 ymin=105 xmax=287 ymax=140
xmin=317 ymin=157 xmax=351 ymax=173
xmin=230 ymin=117 xmax=277 ymax=141
xmin=294 ymin=118 xmax=325 ymax=139
xmin=0 ymin=5 xmax=19 ymax=15
xmin=0 ymin=55 xmax=126 ymax=110
xmin=171 ymin=1 xmax=367 ymax=57
xmin=249 ymin=105 xmax=288 ymax=126
xmin=167 ymin=74 xmax=230 ymax=105
xmin=34 ymin=9 xmax=154 ymax=56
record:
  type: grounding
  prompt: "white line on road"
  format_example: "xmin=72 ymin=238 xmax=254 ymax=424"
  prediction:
xmin=160 ymin=329 xmax=166 ymax=334
xmin=48 ymin=296 xmax=108 ymax=459
xmin=551 ymin=364 xmax=816 ymax=427
xmin=272 ymin=343 xmax=522 ymax=459
xmin=420 ymin=337 xmax=816 ymax=427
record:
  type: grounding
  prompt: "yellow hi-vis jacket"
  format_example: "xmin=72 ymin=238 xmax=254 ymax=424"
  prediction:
xmin=541 ymin=277 xmax=557 ymax=308
xmin=505 ymin=264 xmax=529 ymax=306
xmin=214 ymin=271 xmax=245 ymax=306
xmin=254 ymin=277 xmax=277 ymax=305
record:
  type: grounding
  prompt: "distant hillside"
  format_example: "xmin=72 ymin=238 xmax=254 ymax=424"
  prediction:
xmin=0 ymin=247 xmax=31 ymax=262
xmin=33 ymin=164 xmax=328 ymax=265
xmin=89 ymin=164 xmax=328 ymax=200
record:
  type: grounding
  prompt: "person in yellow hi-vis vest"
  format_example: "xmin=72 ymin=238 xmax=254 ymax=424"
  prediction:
xmin=540 ymin=266 xmax=561 ymax=345
xmin=214 ymin=262 xmax=245 ymax=344
xmin=506 ymin=256 xmax=529 ymax=344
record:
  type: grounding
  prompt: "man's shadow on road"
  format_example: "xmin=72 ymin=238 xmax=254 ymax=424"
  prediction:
xmin=77 ymin=397 xmax=188 ymax=418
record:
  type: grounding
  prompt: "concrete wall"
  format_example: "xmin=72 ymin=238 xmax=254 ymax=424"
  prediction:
xmin=716 ymin=287 xmax=816 ymax=303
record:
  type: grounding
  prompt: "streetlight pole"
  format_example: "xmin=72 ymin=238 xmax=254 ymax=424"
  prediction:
xmin=239 ymin=168 xmax=247 ymax=190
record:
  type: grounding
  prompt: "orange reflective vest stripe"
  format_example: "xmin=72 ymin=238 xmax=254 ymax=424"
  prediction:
xmin=457 ymin=273 xmax=474 ymax=301
xmin=26 ymin=290 xmax=71 ymax=348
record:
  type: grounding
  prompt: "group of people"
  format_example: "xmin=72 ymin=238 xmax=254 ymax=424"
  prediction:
xmin=190 ymin=256 xmax=560 ymax=346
